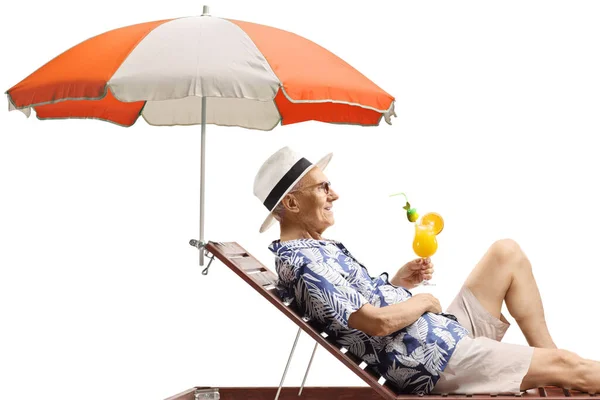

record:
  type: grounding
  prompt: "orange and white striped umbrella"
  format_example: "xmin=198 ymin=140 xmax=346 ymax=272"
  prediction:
xmin=7 ymin=13 xmax=395 ymax=129
xmin=6 ymin=9 xmax=395 ymax=266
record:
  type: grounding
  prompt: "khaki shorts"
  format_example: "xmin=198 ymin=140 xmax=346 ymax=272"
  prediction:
xmin=431 ymin=286 xmax=534 ymax=395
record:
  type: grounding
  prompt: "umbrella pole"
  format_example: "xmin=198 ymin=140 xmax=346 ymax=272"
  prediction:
xmin=189 ymin=97 xmax=210 ymax=268
xmin=199 ymin=96 xmax=207 ymax=266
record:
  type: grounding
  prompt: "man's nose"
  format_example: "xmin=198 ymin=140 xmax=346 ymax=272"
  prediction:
xmin=329 ymin=188 xmax=339 ymax=200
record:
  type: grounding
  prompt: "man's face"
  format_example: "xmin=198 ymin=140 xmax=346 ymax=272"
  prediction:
xmin=291 ymin=167 xmax=339 ymax=231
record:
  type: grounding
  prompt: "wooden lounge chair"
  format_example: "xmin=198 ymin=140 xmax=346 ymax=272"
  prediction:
xmin=166 ymin=241 xmax=593 ymax=400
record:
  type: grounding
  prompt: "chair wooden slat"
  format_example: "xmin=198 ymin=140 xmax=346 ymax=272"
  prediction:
xmin=213 ymin=242 xmax=246 ymax=256
xmin=343 ymin=349 xmax=364 ymax=366
xmin=364 ymin=365 xmax=383 ymax=381
xmin=545 ymin=388 xmax=571 ymax=398
xmin=249 ymin=271 xmax=276 ymax=287
xmin=230 ymin=255 xmax=264 ymax=272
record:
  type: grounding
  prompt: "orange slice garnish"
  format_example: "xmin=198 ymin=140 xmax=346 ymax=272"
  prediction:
xmin=421 ymin=212 xmax=444 ymax=235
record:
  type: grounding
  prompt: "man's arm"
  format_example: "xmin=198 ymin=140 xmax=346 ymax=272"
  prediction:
xmin=387 ymin=258 xmax=434 ymax=290
xmin=348 ymin=294 xmax=441 ymax=336
xmin=294 ymin=254 xmax=440 ymax=337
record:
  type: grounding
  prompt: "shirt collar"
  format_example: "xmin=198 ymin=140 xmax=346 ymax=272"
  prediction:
xmin=268 ymin=238 xmax=342 ymax=256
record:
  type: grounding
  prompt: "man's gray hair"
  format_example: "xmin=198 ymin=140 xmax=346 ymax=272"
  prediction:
xmin=271 ymin=180 xmax=303 ymax=222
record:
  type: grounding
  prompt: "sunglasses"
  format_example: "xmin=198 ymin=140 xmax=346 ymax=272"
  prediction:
xmin=290 ymin=181 xmax=332 ymax=195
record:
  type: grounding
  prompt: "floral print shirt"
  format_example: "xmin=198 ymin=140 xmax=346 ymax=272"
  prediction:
xmin=268 ymin=238 xmax=468 ymax=394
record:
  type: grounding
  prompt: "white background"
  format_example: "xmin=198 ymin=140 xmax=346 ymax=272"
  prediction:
xmin=1 ymin=1 xmax=600 ymax=399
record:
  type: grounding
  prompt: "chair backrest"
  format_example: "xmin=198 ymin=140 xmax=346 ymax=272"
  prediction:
xmin=204 ymin=241 xmax=402 ymax=400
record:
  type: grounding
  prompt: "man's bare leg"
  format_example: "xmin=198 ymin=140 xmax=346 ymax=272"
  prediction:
xmin=463 ymin=239 xmax=557 ymax=348
xmin=521 ymin=348 xmax=600 ymax=393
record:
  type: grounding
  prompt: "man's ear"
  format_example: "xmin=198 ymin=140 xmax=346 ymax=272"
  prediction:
xmin=281 ymin=194 xmax=301 ymax=214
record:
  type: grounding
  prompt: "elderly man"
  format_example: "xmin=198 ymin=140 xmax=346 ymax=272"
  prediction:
xmin=253 ymin=146 xmax=599 ymax=394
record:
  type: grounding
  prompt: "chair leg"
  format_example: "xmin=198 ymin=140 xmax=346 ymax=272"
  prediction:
xmin=275 ymin=327 xmax=302 ymax=400
xmin=298 ymin=342 xmax=318 ymax=396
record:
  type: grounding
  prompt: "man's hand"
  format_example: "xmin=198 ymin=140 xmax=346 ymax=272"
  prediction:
xmin=390 ymin=258 xmax=434 ymax=289
xmin=412 ymin=293 xmax=442 ymax=314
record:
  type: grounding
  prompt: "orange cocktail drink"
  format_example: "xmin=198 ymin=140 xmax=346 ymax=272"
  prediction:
xmin=412 ymin=223 xmax=438 ymax=258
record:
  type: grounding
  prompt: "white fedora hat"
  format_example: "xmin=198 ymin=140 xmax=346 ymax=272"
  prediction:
xmin=254 ymin=146 xmax=333 ymax=233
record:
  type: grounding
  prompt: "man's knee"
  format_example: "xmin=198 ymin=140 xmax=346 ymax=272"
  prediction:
xmin=550 ymin=349 xmax=586 ymax=387
xmin=524 ymin=348 xmax=582 ymax=389
xmin=489 ymin=239 xmax=527 ymax=266
xmin=555 ymin=349 xmax=598 ymax=392
xmin=527 ymin=348 xmax=598 ymax=393
xmin=554 ymin=348 xmax=581 ymax=368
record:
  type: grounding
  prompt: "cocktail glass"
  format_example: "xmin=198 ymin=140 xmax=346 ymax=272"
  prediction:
xmin=412 ymin=223 xmax=437 ymax=286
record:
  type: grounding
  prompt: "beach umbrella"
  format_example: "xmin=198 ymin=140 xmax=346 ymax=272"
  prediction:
xmin=6 ymin=6 xmax=396 ymax=265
